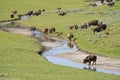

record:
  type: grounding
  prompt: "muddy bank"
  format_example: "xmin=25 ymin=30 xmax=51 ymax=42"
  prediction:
xmin=56 ymin=51 xmax=120 ymax=72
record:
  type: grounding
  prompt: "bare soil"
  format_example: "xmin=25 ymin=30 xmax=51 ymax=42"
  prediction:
xmin=1 ymin=27 xmax=120 ymax=72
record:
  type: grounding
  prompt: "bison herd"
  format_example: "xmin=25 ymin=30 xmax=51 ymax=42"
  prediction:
xmin=69 ymin=19 xmax=108 ymax=35
xmin=10 ymin=9 xmax=45 ymax=19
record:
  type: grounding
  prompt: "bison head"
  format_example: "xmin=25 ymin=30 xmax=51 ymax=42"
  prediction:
xmin=83 ymin=59 xmax=88 ymax=64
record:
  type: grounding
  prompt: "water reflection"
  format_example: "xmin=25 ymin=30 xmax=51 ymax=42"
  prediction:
xmin=83 ymin=66 xmax=96 ymax=71
xmin=45 ymin=56 xmax=120 ymax=76
xmin=42 ymin=42 xmax=77 ymax=56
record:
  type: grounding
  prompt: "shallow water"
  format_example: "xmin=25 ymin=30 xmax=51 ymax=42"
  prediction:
xmin=42 ymin=41 xmax=120 ymax=76
xmin=33 ymin=30 xmax=41 ymax=37
xmin=33 ymin=31 xmax=120 ymax=76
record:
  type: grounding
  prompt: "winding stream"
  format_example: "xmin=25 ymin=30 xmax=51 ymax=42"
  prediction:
xmin=32 ymin=30 xmax=120 ymax=76
xmin=41 ymin=41 xmax=120 ymax=76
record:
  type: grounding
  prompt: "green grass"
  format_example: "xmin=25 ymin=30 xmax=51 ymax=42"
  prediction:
xmin=0 ymin=0 xmax=120 ymax=79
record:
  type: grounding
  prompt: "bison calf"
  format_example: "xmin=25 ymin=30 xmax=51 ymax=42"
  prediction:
xmin=83 ymin=55 xmax=97 ymax=65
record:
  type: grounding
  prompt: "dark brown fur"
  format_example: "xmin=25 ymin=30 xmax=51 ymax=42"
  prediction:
xmin=58 ymin=11 xmax=66 ymax=16
xmin=67 ymin=33 xmax=74 ymax=41
xmin=83 ymin=55 xmax=97 ymax=65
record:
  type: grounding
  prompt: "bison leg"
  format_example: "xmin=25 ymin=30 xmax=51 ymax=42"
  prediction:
xmin=88 ymin=61 xmax=91 ymax=65
xmin=92 ymin=61 xmax=96 ymax=65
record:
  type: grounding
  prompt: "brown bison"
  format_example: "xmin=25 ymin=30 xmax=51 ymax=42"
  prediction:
xmin=69 ymin=24 xmax=78 ymax=30
xmin=80 ymin=23 xmax=88 ymax=29
xmin=10 ymin=14 xmax=14 ymax=18
xmin=107 ymin=2 xmax=115 ymax=6
xmin=83 ymin=55 xmax=97 ymax=65
xmin=67 ymin=33 xmax=74 ymax=41
xmin=93 ymin=24 xmax=107 ymax=34
xmin=26 ymin=10 xmax=33 ymax=16
xmin=12 ymin=9 xmax=17 ymax=14
xmin=58 ymin=11 xmax=66 ymax=16
xmin=88 ymin=20 xmax=102 ymax=26
xmin=42 ymin=28 xmax=49 ymax=34
xmin=33 ymin=10 xmax=41 ymax=16
xmin=48 ymin=27 xmax=56 ymax=33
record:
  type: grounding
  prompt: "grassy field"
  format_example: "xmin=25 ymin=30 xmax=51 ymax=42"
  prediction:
xmin=0 ymin=0 xmax=120 ymax=80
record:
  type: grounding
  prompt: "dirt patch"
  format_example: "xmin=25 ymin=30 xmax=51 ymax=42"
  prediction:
xmin=2 ymin=28 xmax=33 ymax=36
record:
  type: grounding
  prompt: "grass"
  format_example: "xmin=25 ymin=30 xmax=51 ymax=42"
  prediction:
xmin=0 ymin=0 xmax=120 ymax=79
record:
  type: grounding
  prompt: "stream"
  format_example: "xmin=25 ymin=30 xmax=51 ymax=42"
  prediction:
xmin=33 ymin=30 xmax=120 ymax=76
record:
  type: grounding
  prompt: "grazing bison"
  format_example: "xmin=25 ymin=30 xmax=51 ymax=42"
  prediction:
xmin=67 ymin=33 xmax=74 ymax=41
xmin=10 ymin=14 xmax=14 ymax=18
xmin=88 ymin=20 xmax=102 ymax=26
xmin=42 ymin=28 xmax=48 ymax=34
xmin=101 ymin=0 xmax=104 ymax=4
xmin=107 ymin=2 xmax=115 ymax=6
xmin=48 ymin=27 xmax=56 ymax=33
xmin=26 ymin=10 xmax=33 ymax=16
xmin=80 ymin=23 xmax=88 ymax=29
xmin=69 ymin=24 xmax=78 ymax=30
xmin=83 ymin=55 xmax=97 ymax=65
xmin=93 ymin=24 xmax=107 ymax=34
xmin=33 ymin=10 xmax=41 ymax=16
xmin=58 ymin=11 xmax=66 ymax=16
xmin=100 ymin=24 xmax=107 ymax=30
xmin=12 ymin=9 xmax=17 ymax=14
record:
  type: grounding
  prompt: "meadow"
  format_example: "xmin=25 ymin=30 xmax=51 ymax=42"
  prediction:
xmin=0 ymin=0 xmax=120 ymax=80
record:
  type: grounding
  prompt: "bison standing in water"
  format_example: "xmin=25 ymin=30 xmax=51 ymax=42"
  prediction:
xmin=83 ymin=55 xmax=97 ymax=65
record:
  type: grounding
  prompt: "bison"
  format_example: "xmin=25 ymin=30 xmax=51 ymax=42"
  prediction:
xmin=107 ymin=2 xmax=115 ymax=6
xmin=88 ymin=20 xmax=102 ymax=27
xmin=58 ymin=11 xmax=66 ymax=16
xmin=42 ymin=28 xmax=49 ymax=34
xmin=93 ymin=24 xmax=107 ymax=34
xmin=10 ymin=14 xmax=14 ymax=18
xmin=80 ymin=23 xmax=88 ymax=29
xmin=33 ymin=10 xmax=41 ymax=16
xmin=67 ymin=33 xmax=74 ymax=41
xmin=83 ymin=55 xmax=97 ymax=65
xmin=26 ymin=10 xmax=33 ymax=16
xmin=48 ymin=27 xmax=56 ymax=33
xmin=30 ymin=26 xmax=37 ymax=31
xmin=69 ymin=24 xmax=78 ymax=30
xmin=12 ymin=9 xmax=17 ymax=14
